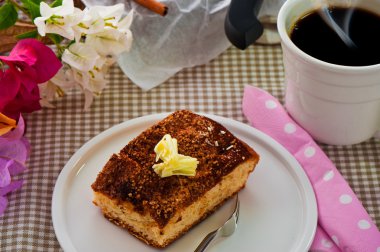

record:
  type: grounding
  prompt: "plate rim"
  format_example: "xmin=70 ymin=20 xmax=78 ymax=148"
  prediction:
xmin=52 ymin=112 xmax=318 ymax=252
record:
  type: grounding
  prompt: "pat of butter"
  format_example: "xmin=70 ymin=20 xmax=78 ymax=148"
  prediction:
xmin=153 ymin=134 xmax=199 ymax=177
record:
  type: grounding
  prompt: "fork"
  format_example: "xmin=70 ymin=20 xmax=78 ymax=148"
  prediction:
xmin=194 ymin=194 xmax=240 ymax=252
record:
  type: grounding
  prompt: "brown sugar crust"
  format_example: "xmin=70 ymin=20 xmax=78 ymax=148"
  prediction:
xmin=91 ymin=110 xmax=259 ymax=229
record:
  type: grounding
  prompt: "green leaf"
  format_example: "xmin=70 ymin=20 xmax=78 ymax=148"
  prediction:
xmin=0 ymin=3 xmax=18 ymax=30
xmin=20 ymin=0 xmax=41 ymax=20
xmin=47 ymin=33 xmax=64 ymax=44
xmin=16 ymin=30 xmax=38 ymax=39
xmin=50 ymin=0 xmax=63 ymax=7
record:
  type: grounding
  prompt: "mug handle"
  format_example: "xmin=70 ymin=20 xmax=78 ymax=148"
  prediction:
xmin=225 ymin=0 xmax=264 ymax=50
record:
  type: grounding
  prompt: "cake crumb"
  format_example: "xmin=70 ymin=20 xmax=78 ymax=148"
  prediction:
xmin=205 ymin=139 xmax=213 ymax=146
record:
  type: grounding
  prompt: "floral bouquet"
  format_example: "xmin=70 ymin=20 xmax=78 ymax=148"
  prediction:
xmin=0 ymin=0 xmax=133 ymax=216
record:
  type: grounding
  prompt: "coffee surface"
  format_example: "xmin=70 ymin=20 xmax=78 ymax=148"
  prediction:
xmin=290 ymin=7 xmax=380 ymax=66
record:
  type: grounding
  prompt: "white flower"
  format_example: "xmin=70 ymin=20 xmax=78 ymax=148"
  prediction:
xmin=85 ymin=11 xmax=133 ymax=56
xmin=34 ymin=0 xmax=83 ymax=40
xmin=72 ymin=4 xmax=129 ymax=42
xmin=73 ymin=62 xmax=107 ymax=92
xmin=117 ymin=10 xmax=134 ymax=32
xmin=62 ymin=43 xmax=99 ymax=71
xmin=74 ymin=71 xmax=107 ymax=110
xmin=39 ymin=65 xmax=77 ymax=108
xmin=73 ymin=8 xmax=105 ymax=42
xmin=70 ymin=57 xmax=109 ymax=110
xmin=34 ymin=1 xmax=134 ymax=111
xmin=84 ymin=71 xmax=107 ymax=94
xmin=89 ymin=4 xmax=125 ymax=27
xmin=50 ymin=64 xmax=77 ymax=89
xmin=60 ymin=42 xmax=114 ymax=109
xmin=74 ymin=6 xmax=133 ymax=58
xmin=39 ymin=81 xmax=58 ymax=108
xmin=85 ymin=28 xmax=132 ymax=57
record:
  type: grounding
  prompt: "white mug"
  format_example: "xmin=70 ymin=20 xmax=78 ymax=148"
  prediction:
xmin=277 ymin=0 xmax=380 ymax=145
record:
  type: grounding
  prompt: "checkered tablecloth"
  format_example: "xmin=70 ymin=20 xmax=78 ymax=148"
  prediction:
xmin=0 ymin=44 xmax=379 ymax=251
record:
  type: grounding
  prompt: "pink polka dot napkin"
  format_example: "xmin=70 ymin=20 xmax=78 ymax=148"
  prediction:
xmin=242 ymin=86 xmax=380 ymax=252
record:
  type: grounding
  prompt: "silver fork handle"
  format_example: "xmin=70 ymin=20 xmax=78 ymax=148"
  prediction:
xmin=194 ymin=229 xmax=219 ymax=252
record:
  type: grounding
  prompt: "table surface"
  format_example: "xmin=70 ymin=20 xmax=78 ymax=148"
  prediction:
xmin=1 ymin=44 xmax=379 ymax=251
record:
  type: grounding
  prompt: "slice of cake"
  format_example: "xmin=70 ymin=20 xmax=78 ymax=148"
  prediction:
xmin=91 ymin=110 xmax=260 ymax=248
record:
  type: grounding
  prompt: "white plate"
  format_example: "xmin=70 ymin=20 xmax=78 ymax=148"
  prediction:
xmin=52 ymin=113 xmax=317 ymax=252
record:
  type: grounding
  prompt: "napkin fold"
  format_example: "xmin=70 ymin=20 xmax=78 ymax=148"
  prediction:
xmin=242 ymin=86 xmax=380 ymax=252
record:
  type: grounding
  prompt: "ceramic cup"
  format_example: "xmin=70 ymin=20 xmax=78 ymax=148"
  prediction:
xmin=277 ymin=0 xmax=380 ymax=145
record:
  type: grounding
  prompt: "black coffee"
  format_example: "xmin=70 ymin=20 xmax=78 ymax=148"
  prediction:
xmin=290 ymin=6 xmax=380 ymax=66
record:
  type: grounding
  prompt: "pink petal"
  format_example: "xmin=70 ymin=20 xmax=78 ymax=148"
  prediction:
xmin=0 ymin=196 xmax=8 ymax=216
xmin=8 ymin=160 xmax=26 ymax=176
xmin=2 ymin=114 xmax=25 ymax=140
xmin=0 ymin=180 xmax=23 ymax=196
xmin=17 ymin=39 xmax=62 ymax=83
xmin=0 ymin=138 xmax=29 ymax=164
xmin=21 ymin=137 xmax=31 ymax=159
xmin=0 ymin=42 xmax=37 ymax=66
xmin=0 ymin=159 xmax=12 ymax=187
xmin=0 ymin=69 xmax=21 ymax=112
xmin=13 ymin=64 xmax=38 ymax=92
xmin=2 ymin=84 xmax=42 ymax=118
xmin=0 ymin=39 xmax=61 ymax=84
xmin=2 ymin=56 xmax=38 ymax=93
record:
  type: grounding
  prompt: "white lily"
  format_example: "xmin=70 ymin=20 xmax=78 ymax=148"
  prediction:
xmin=84 ymin=71 xmax=107 ymax=94
xmin=34 ymin=0 xmax=83 ymax=40
xmin=73 ymin=57 xmax=107 ymax=89
xmin=73 ymin=8 xmax=105 ymax=42
xmin=73 ymin=71 xmax=107 ymax=110
xmin=86 ymin=26 xmax=133 ymax=57
xmin=117 ymin=10 xmax=134 ymax=32
xmin=50 ymin=64 xmax=77 ymax=89
xmin=39 ymin=65 xmax=78 ymax=108
xmin=34 ymin=1 xmax=134 ymax=111
xmin=62 ymin=43 xmax=99 ymax=72
xmin=70 ymin=57 xmax=109 ymax=109
xmin=83 ymin=7 xmax=133 ymax=56
xmin=89 ymin=4 xmax=125 ymax=27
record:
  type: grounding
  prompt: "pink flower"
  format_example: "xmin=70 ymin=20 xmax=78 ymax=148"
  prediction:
xmin=0 ymin=69 xmax=20 ymax=117
xmin=0 ymin=115 xmax=30 ymax=216
xmin=0 ymin=39 xmax=62 ymax=118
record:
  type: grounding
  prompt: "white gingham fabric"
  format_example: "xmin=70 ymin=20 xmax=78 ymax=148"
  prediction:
xmin=0 ymin=45 xmax=378 ymax=251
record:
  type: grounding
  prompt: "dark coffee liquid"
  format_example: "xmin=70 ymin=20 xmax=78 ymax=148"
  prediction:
xmin=290 ymin=7 xmax=380 ymax=66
